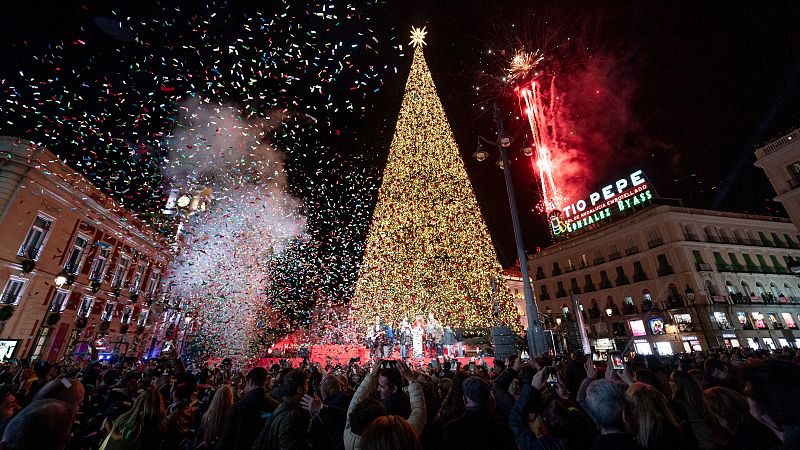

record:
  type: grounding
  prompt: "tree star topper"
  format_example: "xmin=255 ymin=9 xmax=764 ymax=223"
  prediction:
xmin=409 ymin=26 xmax=428 ymax=48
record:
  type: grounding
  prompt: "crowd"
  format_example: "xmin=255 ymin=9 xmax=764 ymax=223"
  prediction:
xmin=0 ymin=345 xmax=798 ymax=450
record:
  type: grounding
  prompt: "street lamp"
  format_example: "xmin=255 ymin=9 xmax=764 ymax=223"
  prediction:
xmin=474 ymin=102 xmax=547 ymax=357
xmin=54 ymin=270 xmax=69 ymax=288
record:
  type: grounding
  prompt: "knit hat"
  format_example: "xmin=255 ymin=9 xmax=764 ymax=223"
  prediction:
xmin=462 ymin=376 xmax=490 ymax=404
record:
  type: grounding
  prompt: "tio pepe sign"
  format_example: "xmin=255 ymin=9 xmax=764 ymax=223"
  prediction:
xmin=549 ymin=169 xmax=654 ymax=237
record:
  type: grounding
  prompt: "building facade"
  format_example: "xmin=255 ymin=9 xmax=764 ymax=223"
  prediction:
xmin=528 ymin=204 xmax=800 ymax=356
xmin=754 ymin=127 xmax=800 ymax=232
xmin=0 ymin=137 xmax=174 ymax=362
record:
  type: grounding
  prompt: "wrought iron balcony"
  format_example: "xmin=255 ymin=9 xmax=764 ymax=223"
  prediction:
xmin=625 ymin=246 xmax=639 ymax=256
xmin=0 ymin=293 xmax=19 ymax=305
xmin=17 ymin=245 xmax=42 ymax=260
xmin=609 ymin=252 xmax=622 ymax=261
xmin=647 ymin=238 xmax=664 ymax=249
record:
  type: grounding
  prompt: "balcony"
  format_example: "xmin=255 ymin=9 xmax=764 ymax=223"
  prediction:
xmin=0 ymin=293 xmax=19 ymax=305
xmin=719 ymin=236 xmax=735 ymax=244
xmin=706 ymin=235 xmax=721 ymax=243
xmin=17 ymin=245 xmax=42 ymax=260
xmin=696 ymin=263 xmax=713 ymax=271
xmin=622 ymin=303 xmax=638 ymax=315
xmin=609 ymin=252 xmax=622 ymax=261
xmin=633 ymin=272 xmax=648 ymax=282
xmin=657 ymin=266 xmax=674 ymax=276
xmin=647 ymin=238 xmax=664 ymax=249
xmin=684 ymin=233 xmax=701 ymax=242
xmin=593 ymin=256 xmax=606 ymax=265
xmin=625 ymin=246 xmax=639 ymax=256
xmin=64 ymin=263 xmax=80 ymax=275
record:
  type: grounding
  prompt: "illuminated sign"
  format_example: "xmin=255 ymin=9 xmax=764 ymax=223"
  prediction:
xmin=550 ymin=170 xmax=655 ymax=237
xmin=629 ymin=319 xmax=647 ymax=337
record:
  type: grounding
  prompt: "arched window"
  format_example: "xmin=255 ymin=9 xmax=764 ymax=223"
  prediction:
xmin=732 ymin=229 xmax=746 ymax=244
xmin=725 ymin=281 xmax=738 ymax=295
xmin=755 ymin=282 xmax=767 ymax=295
xmin=784 ymin=283 xmax=796 ymax=298
xmin=705 ymin=280 xmax=719 ymax=297
xmin=718 ymin=228 xmax=732 ymax=243
xmin=704 ymin=226 xmax=719 ymax=241
xmin=770 ymin=282 xmax=781 ymax=297
xmin=741 ymin=281 xmax=752 ymax=296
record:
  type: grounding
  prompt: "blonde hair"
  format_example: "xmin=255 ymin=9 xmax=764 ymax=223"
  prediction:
xmin=199 ymin=385 xmax=234 ymax=445
xmin=102 ymin=388 xmax=164 ymax=448
xmin=627 ymin=382 xmax=681 ymax=448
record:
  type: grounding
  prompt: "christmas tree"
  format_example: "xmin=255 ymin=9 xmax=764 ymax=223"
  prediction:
xmin=351 ymin=28 xmax=520 ymax=332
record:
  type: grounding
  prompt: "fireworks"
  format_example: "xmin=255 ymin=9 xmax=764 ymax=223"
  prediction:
xmin=516 ymin=79 xmax=565 ymax=213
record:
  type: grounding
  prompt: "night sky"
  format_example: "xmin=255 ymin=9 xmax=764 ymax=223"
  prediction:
xmin=2 ymin=0 xmax=799 ymax=267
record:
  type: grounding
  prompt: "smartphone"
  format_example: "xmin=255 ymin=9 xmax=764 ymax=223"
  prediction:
xmin=609 ymin=352 xmax=624 ymax=371
xmin=546 ymin=368 xmax=558 ymax=387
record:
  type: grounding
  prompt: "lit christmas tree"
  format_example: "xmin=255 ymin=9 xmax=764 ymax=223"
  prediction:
xmin=351 ymin=28 xmax=521 ymax=332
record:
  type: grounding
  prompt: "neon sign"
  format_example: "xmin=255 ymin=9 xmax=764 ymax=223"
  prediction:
xmin=549 ymin=169 xmax=655 ymax=237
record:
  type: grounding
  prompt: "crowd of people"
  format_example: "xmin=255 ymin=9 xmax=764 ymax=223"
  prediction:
xmin=0 ymin=345 xmax=798 ymax=450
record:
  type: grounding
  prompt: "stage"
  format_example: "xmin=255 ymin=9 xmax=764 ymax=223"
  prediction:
xmin=252 ymin=344 xmax=495 ymax=369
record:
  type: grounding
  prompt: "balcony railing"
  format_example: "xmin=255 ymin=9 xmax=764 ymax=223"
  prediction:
xmin=0 ymin=293 xmax=19 ymax=305
xmin=647 ymin=238 xmax=664 ymax=249
xmin=696 ymin=263 xmax=712 ymax=271
xmin=593 ymin=256 xmax=606 ymax=265
xmin=64 ymin=263 xmax=80 ymax=275
xmin=609 ymin=252 xmax=622 ymax=261
xmin=684 ymin=233 xmax=701 ymax=241
xmin=17 ymin=245 xmax=42 ymax=260
xmin=625 ymin=246 xmax=639 ymax=256
xmin=657 ymin=266 xmax=674 ymax=276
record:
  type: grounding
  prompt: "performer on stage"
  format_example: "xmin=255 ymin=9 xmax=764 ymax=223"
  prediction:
xmin=411 ymin=317 xmax=424 ymax=359
xmin=369 ymin=315 xmax=385 ymax=359
xmin=398 ymin=318 xmax=412 ymax=360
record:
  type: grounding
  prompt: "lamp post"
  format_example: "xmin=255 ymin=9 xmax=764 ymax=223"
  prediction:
xmin=685 ymin=284 xmax=711 ymax=349
xmin=474 ymin=103 xmax=546 ymax=357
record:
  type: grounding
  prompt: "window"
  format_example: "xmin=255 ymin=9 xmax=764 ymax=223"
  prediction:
xmin=711 ymin=312 xmax=733 ymax=330
xmin=137 ymin=310 xmax=150 ymax=327
xmin=101 ymin=302 xmax=116 ymax=322
xmin=129 ymin=265 xmax=145 ymax=293
xmin=736 ymin=311 xmax=752 ymax=329
xmin=782 ymin=313 xmax=797 ymax=329
xmin=725 ymin=281 xmax=738 ymax=295
xmin=145 ymin=270 xmax=161 ymax=296
xmin=741 ymin=281 xmax=752 ymax=296
xmin=49 ymin=290 xmax=69 ymax=313
xmin=111 ymin=255 xmax=131 ymax=288
xmin=29 ymin=327 xmax=51 ymax=361
xmin=674 ymin=313 xmax=694 ymax=332
xmin=64 ymin=235 xmax=89 ymax=274
xmin=788 ymin=161 xmax=800 ymax=182
xmin=89 ymin=247 xmax=111 ymax=282
xmin=705 ymin=280 xmax=719 ymax=297
xmin=751 ymin=312 xmax=767 ymax=329
xmin=768 ymin=312 xmax=783 ymax=329
xmin=17 ymin=215 xmax=52 ymax=260
xmin=78 ymin=296 xmax=95 ymax=318
xmin=121 ymin=306 xmax=134 ymax=324
xmin=1 ymin=277 xmax=26 ymax=305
